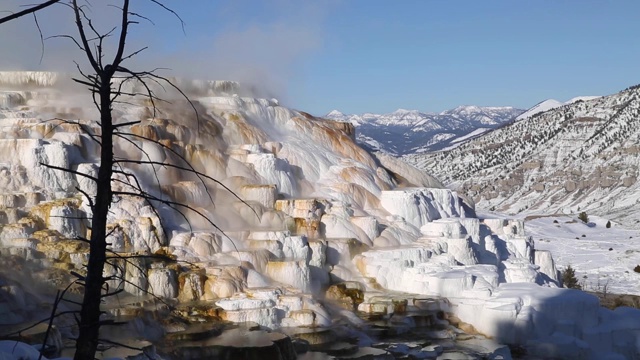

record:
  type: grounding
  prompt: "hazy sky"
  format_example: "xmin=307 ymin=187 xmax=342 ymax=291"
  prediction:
xmin=2 ymin=0 xmax=640 ymax=115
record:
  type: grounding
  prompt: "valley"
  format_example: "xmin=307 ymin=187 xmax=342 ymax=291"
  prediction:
xmin=325 ymin=106 xmax=524 ymax=155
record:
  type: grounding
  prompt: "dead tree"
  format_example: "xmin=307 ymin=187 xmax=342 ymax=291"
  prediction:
xmin=2 ymin=1 xmax=247 ymax=358
xmin=65 ymin=1 xmax=181 ymax=358
xmin=65 ymin=1 xmax=247 ymax=358
xmin=66 ymin=1 xmax=131 ymax=356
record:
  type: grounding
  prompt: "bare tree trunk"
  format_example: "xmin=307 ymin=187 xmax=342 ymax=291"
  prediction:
xmin=74 ymin=77 xmax=114 ymax=360
xmin=4 ymin=2 xmax=222 ymax=358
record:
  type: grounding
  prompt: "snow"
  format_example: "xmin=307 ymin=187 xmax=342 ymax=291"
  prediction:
xmin=516 ymin=96 xmax=601 ymax=121
xmin=405 ymin=86 xmax=640 ymax=229
xmin=515 ymin=99 xmax=564 ymax=121
xmin=326 ymin=109 xmax=345 ymax=119
xmin=567 ymin=95 xmax=601 ymax=104
xmin=438 ymin=127 xmax=493 ymax=151
xmin=451 ymin=127 xmax=490 ymax=144
xmin=325 ymin=106 xmax=523 ymax=154
xmin=527 ymin=215 xmax=640 ymax=295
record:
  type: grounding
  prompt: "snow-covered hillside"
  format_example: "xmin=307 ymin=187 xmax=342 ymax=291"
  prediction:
xmin=326 ymin=106 xmax=524 ymax=155
xmin=405 ymin=84 xmax=640 ymax=228
xmin=1 ymin=72 xmax=640 ymax=359
xmin=526 ymin=215 xmax=640 ymax=296
xmin=515 ymin=96 xmax=601 ymax=121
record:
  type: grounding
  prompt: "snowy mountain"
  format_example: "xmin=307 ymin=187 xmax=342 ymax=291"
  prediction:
xmin=325 ymin=105 xmax=524 ymax=155
xmin=405 ymin=84 xmax=640 ymax=227
xmin=515 ymin=96 xmax=601 ymax=121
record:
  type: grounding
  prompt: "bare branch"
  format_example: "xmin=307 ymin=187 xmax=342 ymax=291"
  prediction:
xmin=112 ymin=133 xmax=163 ymax=194
xmin=148 ymin=0 xmax=185 ymax=34
xmin=7 ymin=280 xmax=80 ymax=338
xmin=113 ymin=157 xmax=260 ymax=220
xmin=113 ymin=120 xmax=141 ymax=128
xmin=46 ymin=34 xmax=85 ymax=52
xmin=120 ymin=46 xmax=148 ymax=63
xmin=6 ymin=310 xmax=80 ymax=336
xmin=76 ymin=186 xmax=95 ymax=210
xmin=116 ymin=67 xmax=200 ymax=130
xmin=128 ymin=11 xmax=155 ymax=26
xmin=97 ymin=338 xmax=154 ymax=357
xmin=115 ymin=131 xmax=257 ymax=216
xmin=0 ymin=0 xmax=61 ymax=25
xmin=72 ymin=0 xmax=99 ymax=72
xmin=32 ymin=13 xmax=45 ymax=65
xmin=111 ymin=0 xmax=130 ymax=68
xmin=38 ymin=162 xmax=98 ymax=182
xmin=113 ymin=190 xmax=239 ymax=253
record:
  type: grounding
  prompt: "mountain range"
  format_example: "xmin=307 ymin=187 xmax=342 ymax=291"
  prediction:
xmin=325 ymin=105 xmax=524 ymax=155
xmin=404 ymin=85 xmax=640 ymax=227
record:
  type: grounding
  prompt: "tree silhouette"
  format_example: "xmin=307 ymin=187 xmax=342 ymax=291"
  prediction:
xmin=2 ymin=1 xmax=245 ymax=358
xmin=0 ymin=0 xmax=241 ymax=360
xmin=64 ymin=1 xmax=233 ymax=358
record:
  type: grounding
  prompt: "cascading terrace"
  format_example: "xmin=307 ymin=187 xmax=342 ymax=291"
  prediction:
xmin=0 ymin=72 xmax=639 ymax=360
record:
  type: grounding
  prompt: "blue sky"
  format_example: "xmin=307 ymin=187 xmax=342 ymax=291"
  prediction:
xmin=3 ymin=0 xmax=640 ymax=115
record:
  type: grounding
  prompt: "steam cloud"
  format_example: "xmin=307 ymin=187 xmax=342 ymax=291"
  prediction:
xmin=0 ymin=0 xmax=334 ymax=101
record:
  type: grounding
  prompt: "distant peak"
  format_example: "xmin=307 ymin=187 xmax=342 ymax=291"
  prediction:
xmin=326 ymin=109 xmax=345 ymax=117
xmin=390 ymin=108 xmax=424 ymax=117
xmin=444 ymin=105 xmax=481 ymax=114
xmin=440 ymin=105 xmax=519 ymax=116
xmin=541 ymin=99 xmax=563 ymax=105
xmin=530 ymin=99 xmax=564 ymax=109
xmin=516 ymin=99 xmax=564 ymax=121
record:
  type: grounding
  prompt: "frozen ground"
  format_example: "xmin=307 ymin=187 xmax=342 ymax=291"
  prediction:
xmin=526 ymin=215 xmax=640 ymax=296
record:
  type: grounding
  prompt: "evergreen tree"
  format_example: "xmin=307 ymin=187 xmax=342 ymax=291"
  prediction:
xmin=562 ymin=265 xmax=581 ymax=290
xmin=578 ymin=211 xmax=589 ymax=224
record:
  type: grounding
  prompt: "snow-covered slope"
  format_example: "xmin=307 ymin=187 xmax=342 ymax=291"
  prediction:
xmin=515 ymin=96 xmax=601 ymax=121
xmin=1 ymin=72 xmax=640 ymax=359
xmin=326 ymin=106 xmax=524 ymax=155
xmin=515 ymin=99 xmax=565 ymax=121
xmin=405 ymin=85 xmax=640 ymax=227
xmin=526 ymin=215 xmax=640 ymax=296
